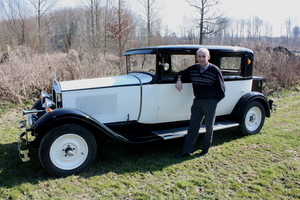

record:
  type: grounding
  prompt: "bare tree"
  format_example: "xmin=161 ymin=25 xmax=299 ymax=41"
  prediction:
xmin=80 ymin=0 xmax=103 ymax=48
xmin=103 ymin=0 xmax=112 ymax=54
xmin=212 ymin=17 xmax=229 ymax=44
xmin=106 ymin=0 xmax=136 ymax=72
xmin=51 ymin=9 xmax=78 ymax=52
xmin=186 ymin=0 xmax=226 ymax=44
xmin=252 ymin=16 xmax=263 ymax=38
xmin=263 ymin=21 xmax=273 ymax=38
xmin=228 ymin=18 xmax=245 ymax=44
xmin=285 ymin=18 xmax=293 ymax=47
xmin=1 ymin=0 xmax=29 ymax=45
xmin=28 ymin=0 xmax=59 ymax=50
xmin=292 ymin=26 xmax=299 ymax=50
xmin=136 ymin=0 xmax=161 ymax=46
xmin=245 ymin=17 xmax=263 ymax=39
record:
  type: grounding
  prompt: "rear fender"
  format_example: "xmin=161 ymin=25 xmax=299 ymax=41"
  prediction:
xmin=31 ymin=108 xmax=130 ymax=144
xmin=231 ymin=92 xmax=271 ymax=121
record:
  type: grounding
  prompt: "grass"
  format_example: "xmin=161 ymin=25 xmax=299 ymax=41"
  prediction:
xmin=0 ymin=92 xmax=299 ymax=199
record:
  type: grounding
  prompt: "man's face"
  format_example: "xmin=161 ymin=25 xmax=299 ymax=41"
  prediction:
xmin=197 ymin=51 xmax=210 ymax=67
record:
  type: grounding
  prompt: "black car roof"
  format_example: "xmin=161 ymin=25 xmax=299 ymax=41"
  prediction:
xmin=124 ymin=45 xmax=253 ymax=55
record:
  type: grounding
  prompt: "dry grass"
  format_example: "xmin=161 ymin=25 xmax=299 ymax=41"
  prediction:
xmin=252 ymin=46 xmax=300 ymax=95
xmin=0 ymin=47 xmax=121 ymax=104
xmin=0 ymin=46 xmax=299 ymax=104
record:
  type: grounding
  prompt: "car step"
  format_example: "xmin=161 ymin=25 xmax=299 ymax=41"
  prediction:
xmin=153 ymin=120 xmax=239 ymax=140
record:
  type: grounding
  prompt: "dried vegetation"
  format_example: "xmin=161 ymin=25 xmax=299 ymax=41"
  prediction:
xmin=0 ymin=47 xmax=120 ymax=104
xmin=0 ymin=45 xmax=299 ymax=104
xmin=253 ymin=46 xmax=300 ymax=95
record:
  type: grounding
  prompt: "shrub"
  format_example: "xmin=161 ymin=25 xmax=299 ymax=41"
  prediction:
xmin=0 ymin=47 xmax=120 ymax=104
xmin=0 ymin=46 xmax=299 ymax=104
xmin=252 ymin=46 xmax=300 ymax=95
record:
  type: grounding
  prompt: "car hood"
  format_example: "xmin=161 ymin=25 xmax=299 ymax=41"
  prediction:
xmin=59 ymin=73 xmax=154 ymax=91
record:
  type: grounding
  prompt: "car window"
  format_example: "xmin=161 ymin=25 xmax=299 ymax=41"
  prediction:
xmin=220 ymin=56 xmax=241 ymax=74
xmin=127 ymin=54 xmax=156 ymax=74
xmin=171 ymin=55 xmax=196 ymax=72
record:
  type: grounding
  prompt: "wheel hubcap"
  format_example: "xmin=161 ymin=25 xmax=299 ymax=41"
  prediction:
xmin=246 ymin=106 xmax=262 ymax=131
xmin=50 ymin=134 xmax=88 ymax=170
xmin=64 ymin=145 xmax=75 ymax=157
xmin=249 ymin=114 xmax=256 ymax=123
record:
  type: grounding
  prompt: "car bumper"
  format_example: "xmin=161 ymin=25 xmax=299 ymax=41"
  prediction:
xmin=18 ymin=120 xmax=30 ymax=162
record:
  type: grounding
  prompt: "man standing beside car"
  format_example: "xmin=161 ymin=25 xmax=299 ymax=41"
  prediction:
xmin=174 ymin=48 xmax=225 ymax=158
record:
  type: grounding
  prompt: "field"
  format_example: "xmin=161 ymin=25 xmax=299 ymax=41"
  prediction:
xmin=0 ymin=92 xmax=299 ymax=199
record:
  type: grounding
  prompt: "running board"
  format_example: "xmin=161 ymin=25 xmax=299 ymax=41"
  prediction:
xmin=153 ymin=120 xmax=239 ymax=140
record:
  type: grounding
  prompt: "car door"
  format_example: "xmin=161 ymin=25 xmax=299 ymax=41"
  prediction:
xmin=156 ymin=53 xmax=196 ymax=123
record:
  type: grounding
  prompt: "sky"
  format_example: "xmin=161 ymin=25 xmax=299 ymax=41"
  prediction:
xmin=57 ymin=0 xmax=299 ymax=37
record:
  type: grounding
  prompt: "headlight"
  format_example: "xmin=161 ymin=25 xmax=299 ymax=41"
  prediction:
xmin=42 ymin=98 xmax=55 ymax=112
xmin=40 ymin=91 xmax=55 ymax=111
xmin=40 ymin=91 xmax=51 ymax=100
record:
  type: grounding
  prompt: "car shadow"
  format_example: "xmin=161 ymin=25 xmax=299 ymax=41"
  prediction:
xmin=0 ymin=127 xmax=243 ymax=188
xmin=82 ymin=127 xmax=244 ymax=177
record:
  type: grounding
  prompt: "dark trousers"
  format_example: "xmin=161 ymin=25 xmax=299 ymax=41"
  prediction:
xmin=182 ymin=98 xmax=218 ymax=154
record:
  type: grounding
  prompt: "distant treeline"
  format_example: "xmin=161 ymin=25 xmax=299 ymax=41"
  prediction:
xmin=0 ymin=0 xmax=299 ymax=57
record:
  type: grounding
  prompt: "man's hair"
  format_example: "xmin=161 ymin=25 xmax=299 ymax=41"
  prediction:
xmin=196 ymin=48 xmax=210 ymax=56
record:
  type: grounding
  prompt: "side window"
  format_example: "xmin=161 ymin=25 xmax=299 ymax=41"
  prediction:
xmin=220 ymin=56 xmax=241 ymax=75
xmin=127 ymin=54 xmax=156 ymax=74
xmin=171 ymin=55 xmax=196 ymax=72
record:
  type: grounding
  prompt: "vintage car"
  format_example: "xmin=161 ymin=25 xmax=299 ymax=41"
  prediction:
xmin=18 ymin=45 xmax=274 ymax=177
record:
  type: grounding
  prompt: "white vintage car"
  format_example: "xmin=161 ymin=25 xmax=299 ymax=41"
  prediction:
xmin=19 ymin=45 xmax=274 ymax=177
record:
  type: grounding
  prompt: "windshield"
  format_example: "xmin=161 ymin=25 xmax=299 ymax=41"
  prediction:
xmin=126 ymin=54 xmax=156 ymax=74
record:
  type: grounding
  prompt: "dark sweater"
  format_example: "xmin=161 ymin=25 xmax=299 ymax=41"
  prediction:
xmin=176 ymin=63 xmax=225 ymax=102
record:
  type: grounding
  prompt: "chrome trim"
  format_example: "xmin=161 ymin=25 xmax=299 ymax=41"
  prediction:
xmin=53 ymin=76 xmax=62 ymax=94
xmin=23 ymin=110 xmax=44 ymax=115
xmin=53 ymin=75 xmax=62 ymax=108
xmin=18 ymin=120 xmax=30 ymax=162
xmin=28 ymin=113 xmax=37 ymax=126
xmin=43 ymin=98 xmax=55 ymax=109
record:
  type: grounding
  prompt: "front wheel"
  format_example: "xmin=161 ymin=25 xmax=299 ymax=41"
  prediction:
xmin=39 ymin=124 xmax=97 ymax=177
xmin=239 ymin=101 xmax=266 ymax=136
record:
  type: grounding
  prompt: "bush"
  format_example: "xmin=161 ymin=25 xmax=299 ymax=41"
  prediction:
xmin=0 ymin=46 xmax=299 ymax=104
xmin=252 ymin=46 xmax=300 ymax=95
xmin=0 ymin=47 xmax=121 ymax=104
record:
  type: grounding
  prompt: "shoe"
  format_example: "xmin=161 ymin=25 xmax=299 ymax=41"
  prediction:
xmin=174 ymin=152 xmax=190 ymax=159
xmin=198 ymin=151 xmax=208 ymax=157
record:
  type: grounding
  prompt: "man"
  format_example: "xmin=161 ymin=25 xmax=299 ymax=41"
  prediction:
xmin=174 ymin=48 xmax=225 ymax=158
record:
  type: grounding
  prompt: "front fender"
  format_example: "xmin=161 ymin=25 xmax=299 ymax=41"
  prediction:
xmin=31 ymin=108 xmax=130 ymax=143
xmin=231 ymin=92 xmax=271 ymax=121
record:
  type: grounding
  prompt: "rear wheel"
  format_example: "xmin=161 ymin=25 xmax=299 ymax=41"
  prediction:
xmin=39 ymin=124 xmax=97 ymax=177
xmin=239 ymin=101 xmax=266 ymax=135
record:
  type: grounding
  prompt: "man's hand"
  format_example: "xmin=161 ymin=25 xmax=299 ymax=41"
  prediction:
xmin=175 ymin=80 xmax=182 ymax=91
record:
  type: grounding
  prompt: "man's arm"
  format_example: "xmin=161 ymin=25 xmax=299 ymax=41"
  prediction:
xmin=215 ymin=69 xmax=226 ymax=102
xmin=175 ymin=75 xmax=182 ymax=91
xmin=174 ymin=66 xmax=192 ymax=92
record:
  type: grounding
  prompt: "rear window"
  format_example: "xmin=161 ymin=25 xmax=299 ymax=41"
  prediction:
xmin=220 ymin=56 xmax=242 ymax=75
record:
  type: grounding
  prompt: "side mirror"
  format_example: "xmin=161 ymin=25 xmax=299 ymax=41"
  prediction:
xmin=159 ymin=62 xmax=170 ymax=71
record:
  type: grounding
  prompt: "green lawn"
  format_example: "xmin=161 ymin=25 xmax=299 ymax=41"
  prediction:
xmin=0 ymin=93 xmax=299 ymax=199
